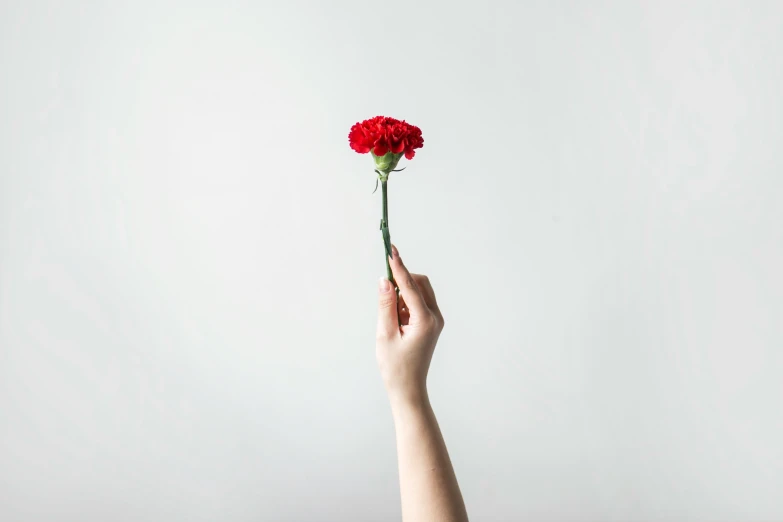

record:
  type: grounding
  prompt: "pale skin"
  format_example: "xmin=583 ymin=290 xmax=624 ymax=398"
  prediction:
xmin=377 ymin=245 xmax=469 ymax=522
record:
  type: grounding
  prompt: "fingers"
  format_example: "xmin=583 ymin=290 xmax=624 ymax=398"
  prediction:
xmin=377 ymin=277 xmax=400 ymax=339
xmin=397 ymin=293 xmax=411 ymax=326
xmin=389 ymin=245 xmax=429 ymax=321
xmin=411 ymin=274 xmax=443 ymax=324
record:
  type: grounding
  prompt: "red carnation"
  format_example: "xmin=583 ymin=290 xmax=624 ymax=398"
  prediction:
xmin=349 ymin=116 xmax=425 ymax=294
xmin=349 ymin=116 xmax=423 ymax=160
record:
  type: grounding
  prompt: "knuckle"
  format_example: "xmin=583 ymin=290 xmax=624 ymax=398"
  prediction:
xmin=378 ymin=296 xmax=396 ymax=310
xmin=422 ymin=311 xmax=438 ymax=328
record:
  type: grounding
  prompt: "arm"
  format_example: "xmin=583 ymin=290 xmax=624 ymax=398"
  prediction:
xmin=376 ymin=245 xmax=469 ymax=522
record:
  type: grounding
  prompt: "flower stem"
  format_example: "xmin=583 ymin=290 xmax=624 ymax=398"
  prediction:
xmin=381 ymin=179 xmax=396 ymax=288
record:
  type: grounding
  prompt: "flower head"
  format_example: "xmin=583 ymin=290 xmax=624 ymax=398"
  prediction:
xmin=349 ymin=116 xmax=424 ymax=173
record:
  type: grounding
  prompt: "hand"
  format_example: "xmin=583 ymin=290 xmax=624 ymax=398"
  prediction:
xmin=376 ymin=245 xmax=445 ymax=405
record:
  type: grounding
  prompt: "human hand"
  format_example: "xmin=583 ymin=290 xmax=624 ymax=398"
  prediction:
xmin=376 ymin=245 xmax=445 ymax=406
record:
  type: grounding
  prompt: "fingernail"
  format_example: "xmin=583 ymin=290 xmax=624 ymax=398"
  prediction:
xmin=391 ymin=244 xmax=399 ymax=259
xmin=379 ymin=277 xmax=391 ymax=293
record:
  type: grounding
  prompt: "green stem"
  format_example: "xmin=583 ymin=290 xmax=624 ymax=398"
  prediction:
xmin=381 ymin=179 xmax=396 ymax=287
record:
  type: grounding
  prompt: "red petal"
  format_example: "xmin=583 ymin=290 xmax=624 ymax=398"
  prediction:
xmin=350 ymin=142 xmax=371 ymax=153
xmin=390 ymin=138 xmax=405 ymax=154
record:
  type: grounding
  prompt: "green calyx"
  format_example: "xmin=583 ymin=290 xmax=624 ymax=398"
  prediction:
xmin=371 ymin=151 xmax=403 ymax=179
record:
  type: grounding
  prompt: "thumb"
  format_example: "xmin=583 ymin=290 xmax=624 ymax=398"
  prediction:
xmin=377 ymin=277 xmax=399 ymax=340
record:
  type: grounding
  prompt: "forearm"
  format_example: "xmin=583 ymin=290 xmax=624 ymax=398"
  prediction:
xmin=391 ymin=392 xmax=469 ymax=522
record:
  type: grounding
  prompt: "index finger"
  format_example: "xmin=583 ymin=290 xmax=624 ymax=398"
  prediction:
xmin=389 ymin=245 xmax=429 ymax=321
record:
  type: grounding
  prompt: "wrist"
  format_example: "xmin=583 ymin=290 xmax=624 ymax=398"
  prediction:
xmin=388 ymin=385 xmax=431 ymax=418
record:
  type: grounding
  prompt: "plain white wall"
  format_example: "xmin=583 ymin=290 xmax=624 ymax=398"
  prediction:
xmin=1 ymin=1 xmax=781 ymax=521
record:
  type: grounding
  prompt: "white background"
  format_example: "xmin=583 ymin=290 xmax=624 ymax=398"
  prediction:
xmin=1 ymin=1 xmax=781 ymax=521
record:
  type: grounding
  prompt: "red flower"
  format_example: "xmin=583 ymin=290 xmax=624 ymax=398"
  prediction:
xmin=349 ymin=116 xmax=424 ymax=160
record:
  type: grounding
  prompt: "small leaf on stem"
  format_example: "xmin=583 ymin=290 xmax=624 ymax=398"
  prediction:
xmin=381 ymin=225 xmax=392 ymax=258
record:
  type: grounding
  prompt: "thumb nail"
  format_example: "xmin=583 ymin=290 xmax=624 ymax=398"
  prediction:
xmin=379 ymin=277 xmax=391 ymax=293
